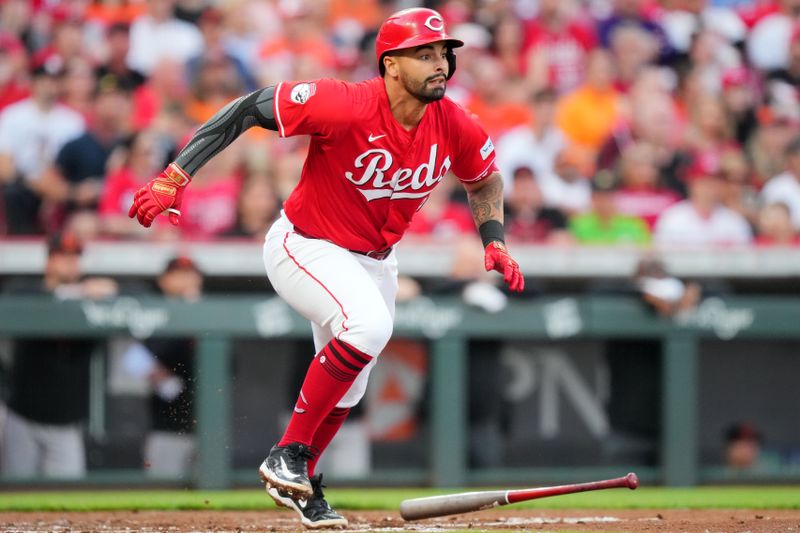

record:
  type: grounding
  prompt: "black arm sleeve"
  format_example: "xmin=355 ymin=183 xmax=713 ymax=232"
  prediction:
xmin=174 ymin=86 xmax=278 ymax=176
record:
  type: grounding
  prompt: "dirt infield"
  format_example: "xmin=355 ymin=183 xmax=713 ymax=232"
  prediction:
xmin=1 ymin=509 xmax=799 ymax=532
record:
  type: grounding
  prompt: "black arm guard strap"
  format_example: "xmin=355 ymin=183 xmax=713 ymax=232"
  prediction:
xmin=174 ymin=86 xmax=278 ymax=176
xmin=479 ymin=220 xmax=505 ymax=248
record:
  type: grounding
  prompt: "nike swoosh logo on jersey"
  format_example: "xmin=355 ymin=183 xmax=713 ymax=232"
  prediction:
xmin=368 ymin=133 xmax=386 ymax=142
xmin=278 ymin=457 xmax=301 ymax=480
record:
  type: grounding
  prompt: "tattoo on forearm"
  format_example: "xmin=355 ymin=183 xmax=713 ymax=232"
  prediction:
xmin=468 ymin=174 xmax=504 ymax=226
xmin=175 ymin=86 xmax=278 ymax=176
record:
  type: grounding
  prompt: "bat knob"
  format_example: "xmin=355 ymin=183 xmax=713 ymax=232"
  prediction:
xmin=625 ymin=472 xmax=639 ymax=489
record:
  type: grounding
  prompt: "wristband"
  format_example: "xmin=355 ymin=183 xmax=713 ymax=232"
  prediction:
xmin=164 ymin=163 xmax=191 ymax=187
xmin=479 ymin=220 xmax=505 ymax=248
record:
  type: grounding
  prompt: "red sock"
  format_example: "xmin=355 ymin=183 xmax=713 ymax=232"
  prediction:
xmin=279 ymin=338 xmax=371 ymax=447
xmin=307 ymin=406 xmax=350 ymax=476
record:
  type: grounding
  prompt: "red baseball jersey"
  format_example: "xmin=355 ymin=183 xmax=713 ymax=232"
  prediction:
xmin=274 ymin=77 xmax=498 ymax=252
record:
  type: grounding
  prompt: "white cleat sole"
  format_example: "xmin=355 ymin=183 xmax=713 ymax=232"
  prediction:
xmin=258 ymin=462 xmax=313 ymax=498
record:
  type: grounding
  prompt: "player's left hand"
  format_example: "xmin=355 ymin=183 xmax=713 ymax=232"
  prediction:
xmin=128 ymin=163 xmax=190 ymax=228
xmin=484 ymin=241 xmax=524 ymax=292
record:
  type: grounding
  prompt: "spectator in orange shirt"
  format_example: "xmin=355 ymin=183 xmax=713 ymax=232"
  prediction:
xmin=184 ymin=54 xmax=245 ymax=126
xmin=326 ymin=0 xmax=382 ymax=31
xmin=556 ymin=49 xmax=622 ymax=152
xmin=463 ymin=54 xmax=531 ymax=140
xmin=84 ymin=0 xmax=146 ymax=26
xmin=255 ymin=3 xmax=337 ymax=85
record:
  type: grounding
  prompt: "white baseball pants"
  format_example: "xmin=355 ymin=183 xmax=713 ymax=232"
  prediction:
xmin=0 ymin=408 xmax=86 ymax=478
xmin=263 ymin=213 xmax=399 ymax=408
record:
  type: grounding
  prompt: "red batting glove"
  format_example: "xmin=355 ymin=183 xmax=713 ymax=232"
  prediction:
xmin=484 ymin=241 xmax=525 ymax=292
xmin=128 ymin=163 xmax=191 ymax=228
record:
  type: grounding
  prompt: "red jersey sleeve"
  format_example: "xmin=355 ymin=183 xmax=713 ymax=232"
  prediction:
xmin=273 ymin=78 xmax=354 ymax=139
xmin=449 ymin=103 xmax=499 ymax=183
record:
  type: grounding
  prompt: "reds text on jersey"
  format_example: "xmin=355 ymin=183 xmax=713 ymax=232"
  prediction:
xmin=274 ymin=78 xmax=498 ymax=252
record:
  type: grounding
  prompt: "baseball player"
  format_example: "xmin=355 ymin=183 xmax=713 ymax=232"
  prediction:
xmin=128 ymin=8 xmax=524 ymax=529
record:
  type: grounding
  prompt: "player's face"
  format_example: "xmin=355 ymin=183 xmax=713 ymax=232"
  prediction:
xmin=46 ymin=252 xmax=81 ymax=284
xmin=395 ymin=42 xmax=449 ymax=103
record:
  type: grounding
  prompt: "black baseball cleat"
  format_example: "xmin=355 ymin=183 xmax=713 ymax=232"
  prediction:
xmin=258 ymin=443 xmax=314 ymax=497
xmin=267 ymin=474 xmax=348 ymax=529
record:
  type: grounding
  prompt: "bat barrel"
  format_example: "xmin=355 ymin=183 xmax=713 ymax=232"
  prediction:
xmin=400 ymin=490 xmax=507 ymax=521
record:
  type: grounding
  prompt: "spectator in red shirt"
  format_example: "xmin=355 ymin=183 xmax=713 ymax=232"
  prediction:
xmin=31 ymin=9 xmax=87 ymax=72
xmin=99 ymin=130 xmax=169 ymax=237
xmin=177 ymin=145 xmax=242 ymax=239
xmin=407 ymin=178 xmax=475 ymax=238
xmin=614 ymin=142 xmax=681 ymax=228
xmin=0 ymin=33 xmax=30 ymax=112
xmin=598 ymin=84 xmax=690 ymax=197
xmin=490 ymin=13 xmax=526 ymax=80
xmin=755 ymin=201 xmax=799 ymax=245
xmin=522 ymin=0 xmax=596 ymax=94
xmin=130 ymin=57 xmax=189 ymax=131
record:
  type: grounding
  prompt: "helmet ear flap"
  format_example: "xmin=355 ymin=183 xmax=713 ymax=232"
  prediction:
xmin=446 ymin=49 xmax=457 ymax=80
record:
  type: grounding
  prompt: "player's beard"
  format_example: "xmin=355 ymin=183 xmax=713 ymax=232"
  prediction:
xmin=401 ymin=72 xmax=446 ymax=104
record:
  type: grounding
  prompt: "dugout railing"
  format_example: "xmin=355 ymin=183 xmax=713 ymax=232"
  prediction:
xmin=1 ymin=294 xmax=799 ymax=489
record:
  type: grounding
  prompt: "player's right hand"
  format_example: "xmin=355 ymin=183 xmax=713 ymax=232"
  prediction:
xmin=128 ymin=163 xmax=191 ymax=228
xmin=484 ymin=241 xmax=525 ymax=293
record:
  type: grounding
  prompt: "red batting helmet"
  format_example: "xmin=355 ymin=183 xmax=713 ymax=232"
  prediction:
xmin=375 ymin=8 xmax=464 ymax=79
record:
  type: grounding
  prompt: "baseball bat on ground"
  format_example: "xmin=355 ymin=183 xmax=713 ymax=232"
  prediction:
xmin=400 ymin=472 xmax=639 ymax=521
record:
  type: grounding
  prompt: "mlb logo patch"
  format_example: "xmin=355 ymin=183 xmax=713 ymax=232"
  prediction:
xmin=290 ymin=82 xmax=316 ymax=104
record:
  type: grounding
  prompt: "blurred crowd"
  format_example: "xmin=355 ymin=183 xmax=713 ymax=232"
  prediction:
xmin=0 ymin=0 xmax=799 ymax=248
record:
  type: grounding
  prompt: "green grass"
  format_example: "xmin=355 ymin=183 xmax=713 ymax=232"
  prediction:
xmin=0 ymin=486 xmax=798 ymax=512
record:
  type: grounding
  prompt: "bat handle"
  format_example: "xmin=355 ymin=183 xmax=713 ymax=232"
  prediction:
xmin=625 ymin=472 xmax=639 ymax=489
